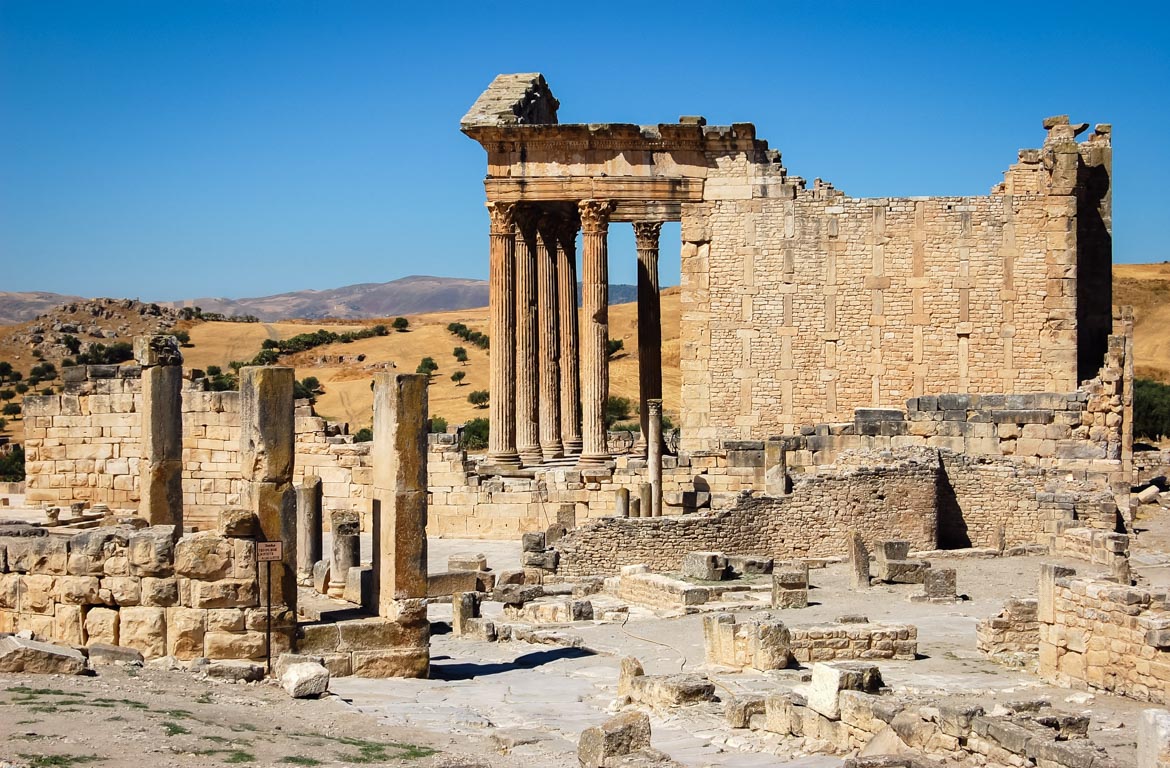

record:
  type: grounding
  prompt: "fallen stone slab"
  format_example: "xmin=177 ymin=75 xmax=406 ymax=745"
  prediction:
xmin=204 ymin=660 xmax=265 ymax=682
xmin=281 ymin=661 xmax=330 ymax=698
xmin=1136 ymin=485 xmax=1162 ymax=505
xmin=0 ymin=636 xmax=87 ymax=675
xmin=578 ymin=711 xmax=651 ymax=768
xmin=87 ymin=643 xmax=144 ymax=666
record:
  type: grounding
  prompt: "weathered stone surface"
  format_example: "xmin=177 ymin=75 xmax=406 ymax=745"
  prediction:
xmin=174 ymin=533 xmax=234 ymax=580
xmin=848 ymin=532 xmax=870 ymax=590
xmin=205 ymin=660 xmax=265 ymax=682
xmin=578 ymin=711 xmax=652 ymax=768
xmin=204 ymin=630 xmax=265 ymax=660
xmin=494 ymin=583 xmax=543 ymax=606
xmin=88 ymin=643 xmax=144 ymax=665
xmin=682 ymin=551 xmax=727 ymax=581
xmin=772 ymin=560 xmax=810 ymax=609
xmin=343 ymin=566 xmax=372 ymax=607
xmin=312 ymin=560 xmax=330 ymax=594
xmin=189 ymin=578 xmax=258 ymax=609
xmin=7 ymin=537 xmax=68 ymax=574
xmin=350 ymin=648 xmax=429 ymax=678
xmin=85 ymin=606 xmax=119 ymax=646
xmin=1139 ymin=708 xmax=1170 ymax=768
xmin=0 ymin=636 xmax=86 ymax=674
xmin=128 ymin=527 xmax=176 ymax=577
xmin=703 ymin=613 xmax=792 ymax=671
xmin=806 ymin=662 xmax=884 ymax=720
xmin=166 ymin=607 xmax=206 ymax=660
xmin=119 ymin=606 xmax=167 ymax=659
xmin=55 ymin=575 xmax=102 ymax=605
xmin=141 ymin=576 xmax=179 ymax=606
xmin=218 ymin=508 xmax=258 ymax=538
xmin=725 ymin=694 xmax=767 ymax=729
xmin=281 ymin=661 xmax=330 ymax=698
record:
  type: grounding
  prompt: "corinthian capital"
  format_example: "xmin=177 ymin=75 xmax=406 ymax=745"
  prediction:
xmin=486 ymin=201 xmax=516 ymax=235
xmin=633 ymin=221 xmax=663 ymax=250
xmin=577 ymin=199 xmax=614 ymax=235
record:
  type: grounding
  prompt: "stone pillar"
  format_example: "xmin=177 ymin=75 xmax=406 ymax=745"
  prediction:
xmin=295 ymin=475 xmax=323 ymax=583
xmin=638 ymin=483 xmax=652 ymax=520
xmin=633 ymin=222 xmax=663 ymax=456
xmin=135 ymin=335 xmax=184 ymax=528
xmin=372 ymin=372 xmax=429 ymax=609
xmin=515 ymin=209 xmax=542 ymax=465
xmin=578 ymin=199 xmax=614 ymax=467
xmin=328 ymin=510 xmax=360 ymax=599
xmin=615 ymin=487 xmax=630 ymax=518
xmin=847 ymin=531 xmax=871 ymax=590
xmin=239 ymin=366 xmax=297 ymax=614
xmin=557 ymin=220 xmax=583 ymax=455
xmin=647 ymin=399 xmax=663 ymax=518
xmin=486 ymin=202 xmax=520 ymax=467
xmin=536 ymin=215 xmax=563 ymax=460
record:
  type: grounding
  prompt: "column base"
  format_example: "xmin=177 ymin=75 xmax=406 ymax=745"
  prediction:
xmin=519 ymin=447 xmax=545 ymax=466
xmin=541 ymin=442 xmax=565 ymax=461
xmin=486 ymin=451 xmax=521 ymax=468
xmin=577 ymin=452 xmax=612 ymax=468
xmin=561 ymin=438 xmax=583 ymax=455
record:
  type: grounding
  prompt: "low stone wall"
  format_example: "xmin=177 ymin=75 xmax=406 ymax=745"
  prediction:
xmin=1039 ymin=565 xmax=1170 ymax=703
xmin=1136 ymin=449 xmax=1170 ymax=487
xmin=976 ymin=598 xmax=1039 ymax=657
xmin=1052 ymin=526 xmax=1129 ymax=570
xmin=554 ymin=449 xmax=939 ymax=576
xmin=0 ymin=523 xmax=288 ymax=661
xmin=609 ymin=566 xmax=713 ymax=608
xmin=789 ymin=621 xmax=917 ymax=664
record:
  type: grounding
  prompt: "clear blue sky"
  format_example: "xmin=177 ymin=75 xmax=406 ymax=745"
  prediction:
xmin=2 ymin=1 xmax=1166 ymax=301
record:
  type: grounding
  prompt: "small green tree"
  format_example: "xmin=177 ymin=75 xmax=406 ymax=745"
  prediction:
xmin=392 ymin=317 xmax=410 ymax=332
xmin=605 ymin=395 xmax=633 ymax=428
xmin=2 ymin=403 xmax=20 ymax=418
xmin=468 ymin=389 xmax=490 ymax=408
xmin=416 ymin=357 xmax=438 ymax=376
xmin=173 ymin=330 xmax=191 ymax=346
xmin=0 ymin=444 xmax=24 ymax=481
xmin=40 ymin=387 xmax=53 ymax=396
xmin=0 ymin=362 xmax=12 ymax=380
xmin=461 ymin=418 xmax=490 ymax=450
xmin=15 ymin=383 xmax=29 ymax=395
xmin=0 ymin=417 xmax=6 ymax=431
xmin=62 ymin=335 xmax=81 ymax=354
xmin=453 ymin=346 xmax=468 ymax=364
xmin=0 ymin=389 xmax=13 ymax=402
xmin=451 ymin=370 xmax=466 ymax=386
xmin=607 ymin=338 xmax=625 ymax=358
xmin=301 ymin=376 xmax=321 ymax=393
xmin=353 ymin=427 xmax=373 ymax=443
xmin=430 ymin=416 xmax=448 ymax=433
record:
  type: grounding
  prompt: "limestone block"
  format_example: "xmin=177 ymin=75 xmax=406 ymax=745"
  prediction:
xmin=848 ymin=532 xmax=871 ymax=590
xmin=521 ymin=531 xmax=546 ymax=553
xmin=218 ymin=508 xmax=258 ymax=537
xmin=84 ymin=607 xmax=119 ymax=646
xmin=127 ymin=527 xmax=176 ymax=577
xmin=281 ymin=661 xmax=330 ymax=698
xmin=1139 ymin=708 xmax=1170 ymax=768
xmin=0 ymin=574 xmax=15 ymax=610
xmin=54 ymin=604 xmax=85 ymax=645
xmin=577 ymin=711 xmax=652 ymax=768
xmin=682 ymin=551 xmax=727 ymax=581
xmin=343 ymin=566 xmax=372 ymax=607
xmin=311 ymin=560 xmax=330 ymax=594
xmin=336 ymin=616 xmax=428 ymax=652
xmin=772 ymin=561 xmax=810 ymax=609
xmin=764 ymin=693 xmax=804 ymax=736
xmin=0 ymin=636 xmax=87 ymax=674
xmin=141 ymin=576 xmax=178 ymax=606
xmin=19 ymin=574 xmax=56 ymax=614
xmin=55 ymin=575 xmax=102 ymax=605
xmin=67 ymin=529 xmax=130 ymax=576
xmin=725 ymin=694 xmax=766 ymax=729
xmin=7 ymin=537 xmax=68 ymax=575
xmin=204 ymin=630 xmax=265 ymax=660
xmin=239 ymin=366 xmax=295 ymax=483
xmin=806 ymin=662 xmax=884 ymax=720
xmin=874 ymin=559 xmax=930 ymax=584
xmin=101 ymin=576 xmax=141 ymax=606
xmin=448 ymin=552 xmax=488 ymax=572
xmin=350 ymin=648 xmax=429 ymax=678
xmin=174 ymin=532 xmax=234 ymax=580
xmin=167 ymin=607 xmax=206 ymax=660
xmin=189 ymin=578 xmax=258 ymax=609
xmin=875 ymin=540 xmax=911 ymax=562
xmin=727 ymin=555 xmax=773 ymax=577
xmin=924 ymin=568 xmax=957 ymax=598
xmin=119 ymin=606 xmax=167 ymax=659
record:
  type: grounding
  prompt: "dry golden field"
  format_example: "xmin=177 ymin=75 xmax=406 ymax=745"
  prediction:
xmin=1114 ymin=262 xmax=1170 ymax=384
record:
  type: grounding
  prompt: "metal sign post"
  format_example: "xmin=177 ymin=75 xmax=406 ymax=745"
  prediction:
xmin=256 ymin=541 xmax=283 ymax=675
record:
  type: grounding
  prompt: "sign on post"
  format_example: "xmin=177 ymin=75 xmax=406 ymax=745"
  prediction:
xmin=256 ymin=540 xmax=283 ymax=674
xmin=257 ymin=541 xmax=283 ymax=562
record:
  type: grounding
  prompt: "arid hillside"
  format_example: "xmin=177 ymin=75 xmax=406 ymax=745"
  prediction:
xmin=1114 ymin=262 xmax=1170 ymax=384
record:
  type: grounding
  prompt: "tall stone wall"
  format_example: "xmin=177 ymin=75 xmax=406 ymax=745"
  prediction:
xmin=182 ymin=390 xmax=243 ymax=531
xmin=679 ymin=120 xmax=1112 ymax=451
xmin=552 ymin=448 xmax=939 ymax=576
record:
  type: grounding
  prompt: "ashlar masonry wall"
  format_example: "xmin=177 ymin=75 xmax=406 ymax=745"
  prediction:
xmin=679 ymin=119 xmax=1112 ymax=451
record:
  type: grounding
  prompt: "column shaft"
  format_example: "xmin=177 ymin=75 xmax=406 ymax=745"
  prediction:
xmin=295 ymin=475 xmax=322 ymax=582
xmin=634 ymin=222 xmax=664 ymax=456
xmin=557 ymin=221 xmax=583 ymax=454
xmin=647 ymin=398 xmax=664 ymax=517
xmin=536 ymin=216 xmax=563 ymax=460
xmin=578 ymin=199 xmax=614 ymax=466
xmin=515 ymin=211 xmax=542 ymax=465
xmin=135 ymin=335 xmax=184 ymax=528
xmin=486 ymin=202 xmax=520 ymax=466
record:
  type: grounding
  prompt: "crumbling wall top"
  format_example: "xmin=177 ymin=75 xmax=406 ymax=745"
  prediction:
xmin=460 ymin=73 xmax=559 ymax=129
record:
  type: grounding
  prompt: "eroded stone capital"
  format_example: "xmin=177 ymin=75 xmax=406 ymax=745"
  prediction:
xmin=578 ymin=199 xmax=614 ymax=235
xmin=486 ymin=201 xmax=517 ymax=235
xmin=633 ymin=221 xmax=663 ymax=250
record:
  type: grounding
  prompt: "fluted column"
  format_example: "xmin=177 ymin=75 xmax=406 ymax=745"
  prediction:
xmin=557 ymin=220 xmax=583 ymax=455
xmin=536 ymin=214 xmax=563 ymax=460
xmin=486 ymin=202 xmax=520 ymax=467
xmin=578 ymin=199 xmax=614 ymax=467
xmin=514 ymin=208 xmax=543 ymax=465
xmin=634 ymin=221 xmax=664 ymax=456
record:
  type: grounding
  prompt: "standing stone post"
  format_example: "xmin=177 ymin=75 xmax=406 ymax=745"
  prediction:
xmin=240 ymin=366 xmax=297 ymax=615
xmin=136 ymin=335 xmax=184 ymax=528
xmin=847 ymin=531 xmax=871 ymax=590
xmin=633 ymin=222 xmax=663 ymax=456
xmin=295 ymin=475 xmax=323 ymax=584
xmin=614 ymin=487 xmax=630 ymax=518
xmin=578 ymin=199 xmax=614 ymax=467
xmin=557 ymin=219 xmax=583 ymax=455
xmin=629 ymin=497 xmax=641 ymax=518
xmin=515 ymin=210 xmax=543 ymax=466
xmin=638 ymin=483 xmax=652 ymax=520
xmin=647 ymin=399 xmax=664 ymax=518
xmin=327 ymin=510 xmax=360 ymax=599
xmin=536 ymin=215 xmax=563 ymax=460
xmin=486 ymin=202 xmax=520 ymax=467
xmin=370 ymin=372 xmax=430 ymax=677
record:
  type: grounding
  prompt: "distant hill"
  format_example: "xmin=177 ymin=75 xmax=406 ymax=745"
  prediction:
xmin=0 ymin=291 xmax=86 ymax=324
xmin=1 ymin=276 xmax=644 ymax=324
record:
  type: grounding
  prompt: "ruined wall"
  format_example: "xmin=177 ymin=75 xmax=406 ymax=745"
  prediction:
xmin=679 ymin=120 xmax=1113 ymax=451
xmin=0 ymin=525 xmax=283 ymax=662
xmin=1039 ymin=567 xmax=1170 ymax=703
xmin=553 ymin=449 xmax=939 ymax=576
xmin=181 ymin=390 xmax=243 ymax=531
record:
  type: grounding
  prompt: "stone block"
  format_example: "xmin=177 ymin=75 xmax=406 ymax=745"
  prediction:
xmin=189 ymin=578 xmax=258 ymax=609
xmin=281 ymin=661 xmax=330 ymax=698
xmin=167 ymin=607 xmax=207 ymax=660
xmin=448 ymin=552 xmax=488 ymax=572
xmin=218 ymin=508 xmax=258 ymax=537
xmin=127 ymin=527 xmax=176 ymax=577
xmin=119 ymin=606 xmax=167 ymax=659
xmin=343 ymin=566 xmax=372 ymax=607
xmin=311 ymin=560 xmax=330 ymax=594
xmin=0 ymin=636 xmax=87 ymax=674
xmin=875 ymin=540 xmax=911 ymax=562
xmin=88 ymin=643 xmax=144 ymax=665
xmin=682 ymin=551 xmax=727 ymax=581
xmin=578 ymin=711 xmax=651 ymax=768
xmin=725 ymin=694 xmax=766 ymax=729
xmin=874 ymin=559 xmax=930 ymax=584
xmin=85 ymin=607 xmax=119 ymax=646
xmin=727 ymin=555 xmax=773 ymax=577
xmin=174 ymin=532 xmax=234 ymax=580
xmin=806 ymin=662 xmax=884 ymax=720
xmin=521 ymin=531 xmax=546 ymax=553
xmin=1139 ymin=708 xmax=1170 ymax=768
xmin=924 ymin=568 xmax=957 ymax=598
xmin=350 ymin=648 xmax=429 ymax=678
xmin=204 ymin=630 xmax=265 ymax=660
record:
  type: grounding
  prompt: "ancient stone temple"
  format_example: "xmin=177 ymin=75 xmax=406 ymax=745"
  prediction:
xmin=461 ymin=73 xmax=1114 ymax=456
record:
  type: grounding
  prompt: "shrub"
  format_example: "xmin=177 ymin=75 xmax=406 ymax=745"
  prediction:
xmin=430 ymin=416 xmax=448 ymax=433
xmin=0 ymin=362 xmax=12 ymax=380
xmin=2 ymin=403 xmax=20 ymax=417
xmin=40 ymin=387 xmax=53 ymax=396
xmin=353 ymin=427 xmax=373 ymax=443
xmin=173 ymin=330 xmax=191 ymax=346
xmin=0 ymin=444 xmax=25 ymax=482
xmin=453 ymin=347 xmax=468 ymax=364
xmin=62 ymin=335 xmax=81 ymax=354
xmin=606 ymin=338 xmax=625 ymax=358
xmin=451 ymin=370 xmax=466 ymax=386
xmin=15 ymin=383 xmax=28 ymax=395
xmin=461 ymin=418 xmax=489 ymax=450
xmin=392 ymin=317 xmax=410 ymax=332
xmin=0 ymin=390 xmax=13 ymax=402
xmin=468 ymin=389 xmax=489 ymax=408
xmin=417 ymin=357 xmax=438 ymax=376
xmin=1135 ymin=378 xmax=1170 ymax=441
xmin=605 ymin=396 xmax=633 ymax=428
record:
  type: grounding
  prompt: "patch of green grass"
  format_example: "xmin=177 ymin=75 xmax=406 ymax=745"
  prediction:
xmin=224 ymin=751 xmax=255 ymax=764
xmin=92 ymin=698 xmax=148 ymax=710
xmin=18 ymin=755 xmax=104 ymax=768
xmin=161 ymin=708 xmax=194 ymax=719
xmin=162 ymin=721 xmax=190 ymax=736
xmin=279 ymin=758 xmax=322 ymax=766
xmin=15 ymin=719 xmax=42 ymax=725
xmin=12 ymin=733 xmax=47 ymax=740
xmin=9 ymin=687 xmax=83 ymax=697
xmin=195 ymin=692 xmax=214 ymax=704
xmin=106 ymin=716 xmax=126 ymax=722
xmin=331 ymin=735 xmax=436 ymax=763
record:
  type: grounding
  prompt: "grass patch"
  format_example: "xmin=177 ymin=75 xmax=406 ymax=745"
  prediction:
xmin=195 ymin=692 xmax=214 ymax=704
xmin=161 ymin=708 xmax=194 ymax=719
xmin=279 ymin=758 xmax=322 ymax=766
xmin=18 ymin=756 xmax=104 ymax=768
xmin=192 ymin=749 xmax=255 ymax=764
xmin=331 ymin=735 xmax=436 ymax=763
xmin=15 ymin=719 xmax=42 ymax=725
xmin=162 ymin=721 xmax=190 ymax=736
